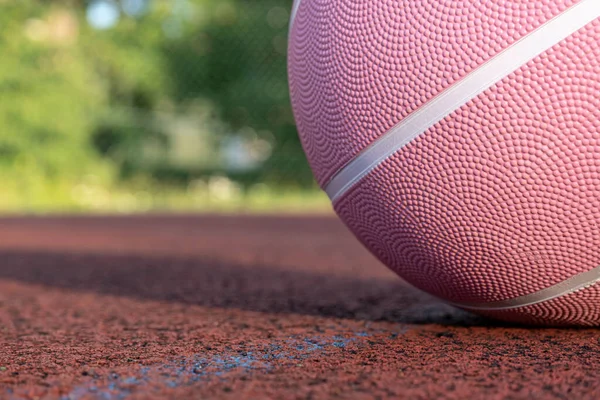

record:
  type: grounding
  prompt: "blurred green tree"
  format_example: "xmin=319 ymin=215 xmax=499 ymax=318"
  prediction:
xmin=164 ymin=0 xmax=313 ymax=186
xmin=0 ymin=2 xmax=108 ymax=186
xmin=0 ymin=0 xmax=315 ymax=198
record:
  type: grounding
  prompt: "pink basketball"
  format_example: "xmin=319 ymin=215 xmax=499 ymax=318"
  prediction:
xmin=288 ymin=0 xmax=600 ymax=326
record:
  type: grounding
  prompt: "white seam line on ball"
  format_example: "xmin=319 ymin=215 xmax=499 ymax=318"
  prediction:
xmin=447 ymin=265 xmax=600 ymax=311
xmin=323 ymin=0 xmax=600 ymax=203
xmin=289 ymin=0 xmax=302 ymax=33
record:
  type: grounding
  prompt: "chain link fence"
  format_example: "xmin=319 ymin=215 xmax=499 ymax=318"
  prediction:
xmin=1 ymin=0 xmax=327 ymax=212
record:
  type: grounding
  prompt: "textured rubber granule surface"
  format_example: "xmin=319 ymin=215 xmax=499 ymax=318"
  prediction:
xmin=0 ymin=215 xmax=600 ymax=399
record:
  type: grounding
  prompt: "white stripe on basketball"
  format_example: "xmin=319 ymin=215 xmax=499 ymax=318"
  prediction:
xmin=289 ymin=0 xmax=302 ymax=31
xmin=324 ymin=0 xmax=600 ymax=202
xmin=450 ymin=265 xmax=600 ymax=311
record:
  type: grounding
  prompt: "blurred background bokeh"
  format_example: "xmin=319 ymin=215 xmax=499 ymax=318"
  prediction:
xmin=1 ymin=0 xmax=329 ymax=213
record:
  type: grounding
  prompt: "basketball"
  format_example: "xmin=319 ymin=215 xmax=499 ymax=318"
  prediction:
xmin=288 ymin=0 xmax=600 ymax=326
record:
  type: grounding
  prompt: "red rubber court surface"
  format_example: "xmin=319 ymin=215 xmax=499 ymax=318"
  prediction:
xmin=0 ymin=215 xmax=599 ymax=399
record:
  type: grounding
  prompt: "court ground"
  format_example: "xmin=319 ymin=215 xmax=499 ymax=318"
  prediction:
xmin=0 ymin=215 xmax=599 ymax=399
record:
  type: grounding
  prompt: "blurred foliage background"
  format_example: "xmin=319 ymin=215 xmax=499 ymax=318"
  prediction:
xmin=0 ymin=0 xmax=328 ymax=213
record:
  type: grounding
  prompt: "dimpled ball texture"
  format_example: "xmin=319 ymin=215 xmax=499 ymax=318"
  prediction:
xmin=288 ymin=0 xmax=600 ymax=326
